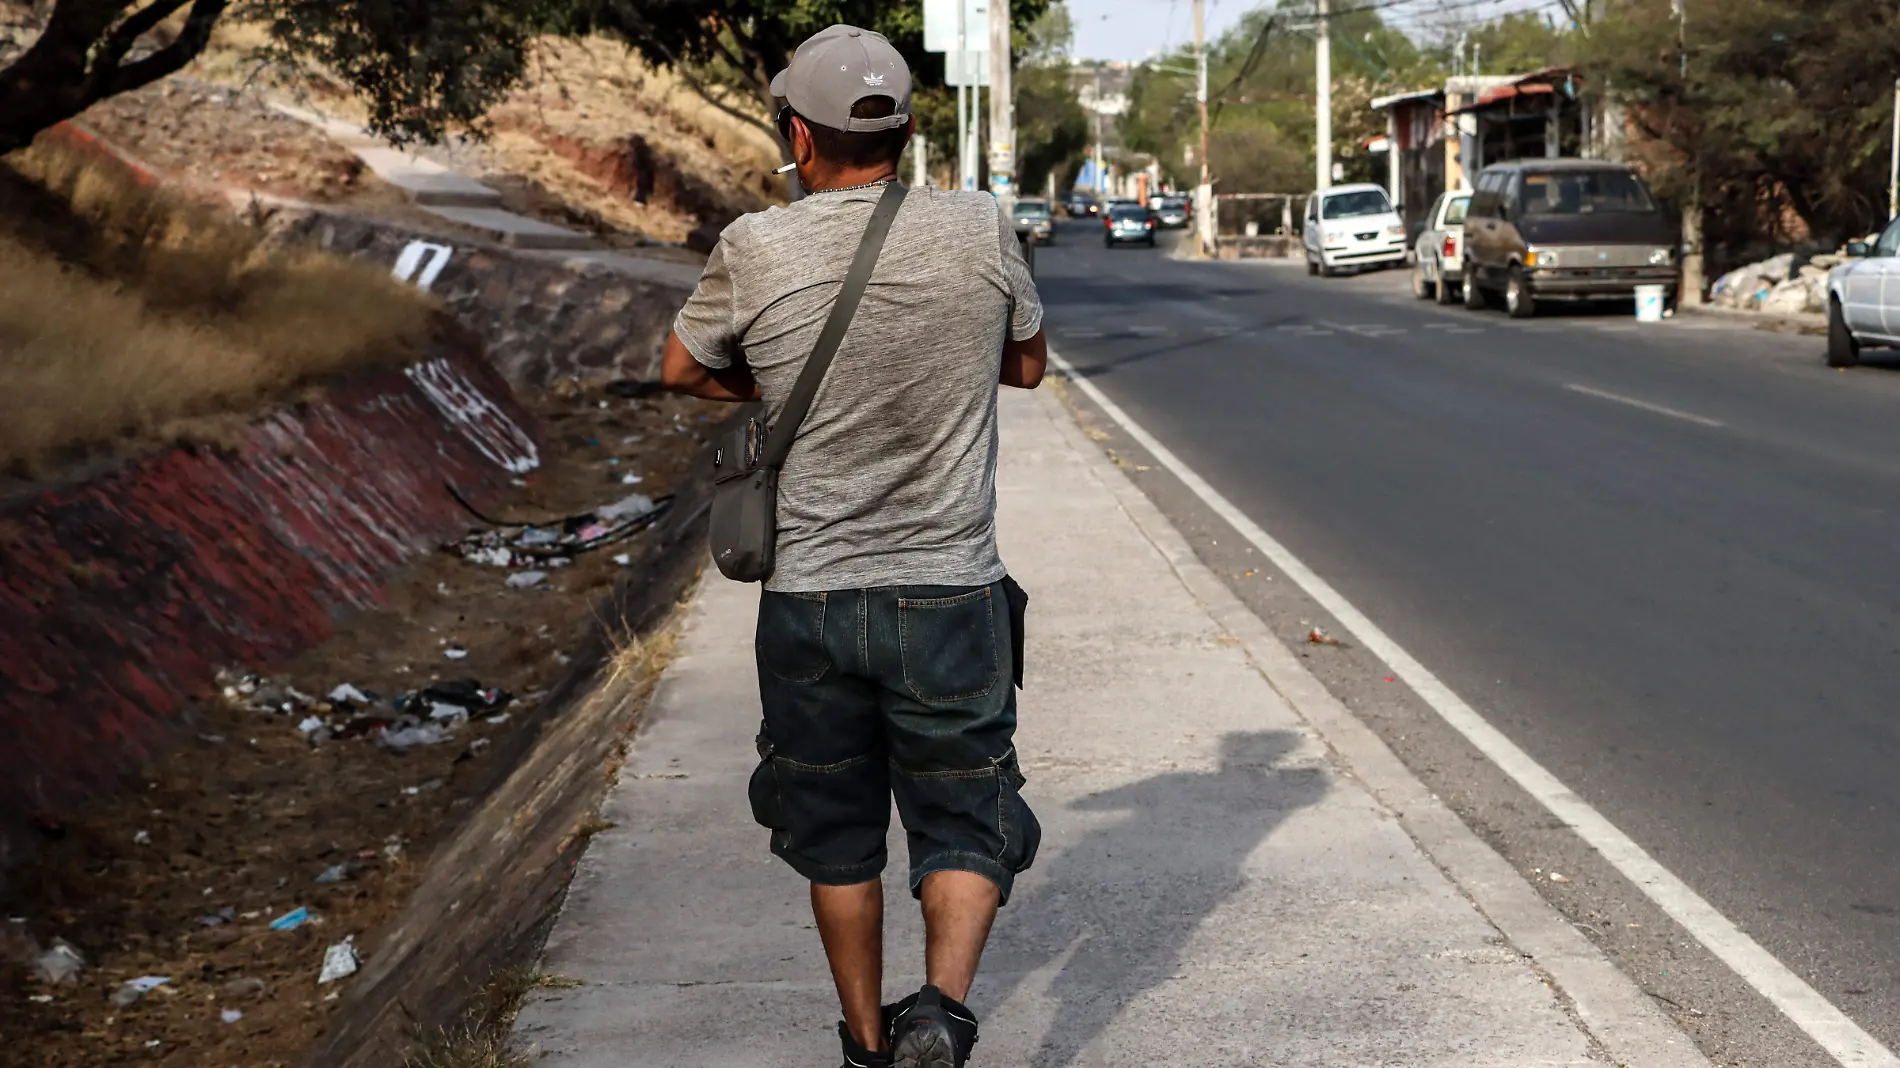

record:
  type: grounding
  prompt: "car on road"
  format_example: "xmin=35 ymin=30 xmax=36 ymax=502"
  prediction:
xmin=1459 ymin=158 xmax=1679 ymax=319
xmin=1302 ymin=183 xmax=1408 ymax=276
xmin=1411 ymin=190 xmax=1472 ymax=304
xmin=1013 ymin=198 xmax=1055 ymax=244
xmin=1825 ymin=218 xmax=1900 ymax=367
xmin=1065 ymin=191 xmax=1099 ymax=218
xmin=1104 ymin=203 xmax=1157 ymax=248
xmin=1155 ymin=195 xmax=1192 ymax=229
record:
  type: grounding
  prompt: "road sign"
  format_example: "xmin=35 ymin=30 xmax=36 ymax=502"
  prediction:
xmin=944 ymin=50 xmax=990 ymax=86
xmin=924 ymin=0 xmax=989 ymax=53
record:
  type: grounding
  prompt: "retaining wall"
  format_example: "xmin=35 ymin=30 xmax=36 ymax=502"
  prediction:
xmin=265 ymin=208 xmax=699 ymax=390
xmin=0 ymin=338 xmax=539 ymax=872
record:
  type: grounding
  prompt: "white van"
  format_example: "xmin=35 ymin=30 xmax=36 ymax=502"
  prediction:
xmin=1302 ymin=183 xmax=1408 ymax=276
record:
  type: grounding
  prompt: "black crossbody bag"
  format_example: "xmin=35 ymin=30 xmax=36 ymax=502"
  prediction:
xmin=708 ymin=181 xmax=906 ymax=584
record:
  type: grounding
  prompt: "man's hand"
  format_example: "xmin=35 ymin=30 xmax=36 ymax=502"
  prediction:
xmin=1000 ymin=328 xmax=1048 ymax=390
xmin=661 ymin=330 xmax=761 ymax=401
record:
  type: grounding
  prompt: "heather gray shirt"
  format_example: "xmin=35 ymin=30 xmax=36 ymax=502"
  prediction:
xmin=673 ymin=183 xmax=1043 ymax=593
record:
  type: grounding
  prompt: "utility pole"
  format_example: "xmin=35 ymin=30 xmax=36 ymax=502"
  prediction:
xmin=1315 ymin=0 xmax=1332 ymax=191
xmin=1093 ymin=66 xmax=1105 ymax=195
xmin=1889 ymin=78 xmax=1899 ymax=221
xmin=1195 ymin=0 xmax=1212 ymax=253
xmin=956 ymin=0 xmax=970 ymax=190
xmin=989 ymin=0 xmax=1014 ymax=206
xmin=1674 ymin=0 xmax=1704 ymax=305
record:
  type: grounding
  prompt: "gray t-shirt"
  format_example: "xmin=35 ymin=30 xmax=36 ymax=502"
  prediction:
xmin=674 ymin=183 xmax=1043 ymax=593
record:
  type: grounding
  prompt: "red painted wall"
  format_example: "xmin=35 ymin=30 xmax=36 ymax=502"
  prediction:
xmin=0 ymin=341 xmax=539 ymax=861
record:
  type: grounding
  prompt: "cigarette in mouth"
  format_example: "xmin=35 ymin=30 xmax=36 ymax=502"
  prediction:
xmin=775 ymin=162 xmax=797 ymax=174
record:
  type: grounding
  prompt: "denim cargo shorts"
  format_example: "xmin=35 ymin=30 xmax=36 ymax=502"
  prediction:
xmin=748 ymin=581 xmax=1039 ymax=904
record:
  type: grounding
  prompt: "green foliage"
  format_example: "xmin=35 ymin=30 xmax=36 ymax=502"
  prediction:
xmin=1015 ymin=62 xmax=1086 ymax=194
xmin=1118 ymin=2 xmax=1570 ymax=194
xmin=0 ymin=0 xmax=550 ymax=155
xmin=1014 ymin=4 xmax=1087 ymax=197
xmin=1449 ymin=11 xmax=1569 ymax=76
xmin=1579 ymin=0 xmax=1900 ymax=256
xmin=565 ymin=0 xmax=1050 ymax=124
xmin=250 ymin=0 xmax=542 ymax=145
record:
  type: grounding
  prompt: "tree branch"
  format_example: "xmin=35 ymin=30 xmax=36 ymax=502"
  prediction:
xmin=89 ymin=0 xmax=189 ymax=81
xmin=93 ymin=0 xmax=226 ymax=99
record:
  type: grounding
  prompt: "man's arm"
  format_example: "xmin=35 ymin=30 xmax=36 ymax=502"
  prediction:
xmin=1000 ymin=327 xmax=1048 ymax=390
xmin=661 ymin=330 xmax=761 ymax=402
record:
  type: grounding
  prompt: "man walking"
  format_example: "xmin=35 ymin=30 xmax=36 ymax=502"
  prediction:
xmin=659 ymin=24 xmax=1049 ymax=1068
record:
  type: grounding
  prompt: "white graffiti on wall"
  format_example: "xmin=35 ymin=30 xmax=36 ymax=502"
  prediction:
xmin=404 ymin=358 xmax=540 ymax=473
xmin=391 ymin=241 xmax=454 ymax=291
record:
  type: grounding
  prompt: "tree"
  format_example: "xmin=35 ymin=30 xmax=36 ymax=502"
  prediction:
xmin=563 ymin=0 xmax=1050 ymax=158
xmin=0 ymin=0 xmax=549 ymax=157
xmin=1579 ymin=0 xmax=1900 ymax=265
xmin=1120 ymin=2 xmax=1434 ymax=194
xmin=1013 ymin=3 xmax=1087 ymax=197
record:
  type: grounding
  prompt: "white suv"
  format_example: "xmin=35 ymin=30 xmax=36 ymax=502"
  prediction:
xmin=1303 ymin=183 xmax=1408 ymax=276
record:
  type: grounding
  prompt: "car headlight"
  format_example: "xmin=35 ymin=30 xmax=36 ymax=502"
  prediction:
xmin=1526 ymin=249 xmax=1556 ymax=267
xmin=1648 ymin=247 xmax=1673 ymax=266
xmin=1385 ymin=224 xmax=1405 ymax=237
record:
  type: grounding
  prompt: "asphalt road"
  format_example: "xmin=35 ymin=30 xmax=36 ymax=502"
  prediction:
xmin=1030 ymin=218 xmax=1900 ymax=1067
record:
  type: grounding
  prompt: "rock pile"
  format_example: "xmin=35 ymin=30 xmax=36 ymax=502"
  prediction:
xmin=1709 ymin=250 xmax=1846 ymax=315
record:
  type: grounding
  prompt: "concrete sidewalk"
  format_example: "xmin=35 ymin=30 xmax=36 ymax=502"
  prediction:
xmin=509 ymin=385 xmax=1690 ymax=1066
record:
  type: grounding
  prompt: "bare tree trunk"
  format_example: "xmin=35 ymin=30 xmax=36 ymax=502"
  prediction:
xmin=0 ymin=0 xmax=228 ymax=156
xmin=1680 ymin=184 xmax=1705 ymax=306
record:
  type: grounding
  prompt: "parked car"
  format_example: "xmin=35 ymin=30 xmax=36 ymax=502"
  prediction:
xmin=1065 ymin=191 xmax=1099 ymax=218
xmin=1013 ymin=198 xmax=1055 ymax=244
xmin=1155 ymin=195 xmax=1191 ymax=229
xmin=1411 ymin=190 xmax=1472 ymax=304
xmin=1825 ymin=218 xmax=1900 ymax=367
xmin=1302 ymin=184 xmax=1408 ymax=276
xmin=1460 ymin=158 xmax=1679 ymax=319
xmin=1104 ymin=203 xmax=1157 ymax=248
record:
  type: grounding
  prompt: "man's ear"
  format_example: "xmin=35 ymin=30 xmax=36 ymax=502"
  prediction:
xmin=792 ymin=116 xmax=816 ymax=167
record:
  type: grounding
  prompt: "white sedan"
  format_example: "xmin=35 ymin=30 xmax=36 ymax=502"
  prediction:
xmin=1410 ymin=190 xmax=1471 ymax=305
xmin=1827 ymin=218 xmax=1900 ymax=367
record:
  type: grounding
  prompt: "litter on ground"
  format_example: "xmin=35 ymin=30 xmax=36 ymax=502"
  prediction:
xmin=317 ymin=938 xmax=359 ymax=984
xmin=111 ymin=976 xmax=171 ymax=1007
xmin=268 ymin=908 xmax=310 ymax=931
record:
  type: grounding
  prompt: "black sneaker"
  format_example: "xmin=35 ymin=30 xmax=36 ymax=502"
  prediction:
xmin=838 ymin=1020 xmax=892 ymax=1068
xmin=888 ymin=985 xmax=979 ymax=1068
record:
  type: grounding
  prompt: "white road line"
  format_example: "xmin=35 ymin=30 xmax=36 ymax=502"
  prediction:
xmin=1565 ymin=383 xmax=1725 ymax=428
xmin=1322 ymin=321 xmax=1405 ymax=337
xmin=1048 ymin=345 xmax=1900 ymax=1068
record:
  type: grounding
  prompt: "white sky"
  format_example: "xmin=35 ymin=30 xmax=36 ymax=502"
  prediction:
xmin=1065 ymin=0 xmax=1572 ymax=63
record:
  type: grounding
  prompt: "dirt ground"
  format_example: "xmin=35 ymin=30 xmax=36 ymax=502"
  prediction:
xmin=0 ymin=383 xmax=724 ymax=1068
xmin=73 ymin=77 xmax=408 ymax=213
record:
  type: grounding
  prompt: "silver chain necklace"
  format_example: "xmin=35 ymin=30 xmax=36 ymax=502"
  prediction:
xmin=809 ymin=177 xmax=897 ymax=195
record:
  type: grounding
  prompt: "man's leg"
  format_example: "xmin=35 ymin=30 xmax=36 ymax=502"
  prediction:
xmin=752 ymin=589 xmax=893 ymax=1057
xmin=815 ymin=879 xmax=887 ymax=1051
xmin=919 ymin=870 xmax=1000 ymax=1001
xmin=873 ymin=582 xmax=1041 ymax=1065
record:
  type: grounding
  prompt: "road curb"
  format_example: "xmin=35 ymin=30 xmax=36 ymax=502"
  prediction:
xmin=1034 ymin=373 xmax=1714 ymax=1068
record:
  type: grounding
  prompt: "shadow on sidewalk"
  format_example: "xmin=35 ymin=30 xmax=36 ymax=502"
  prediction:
xmin=980 ymin=730 xmax=1328 ymax=1065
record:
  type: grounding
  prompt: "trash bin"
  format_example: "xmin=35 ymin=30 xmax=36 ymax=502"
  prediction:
xmin=1634 ymin=284 xmax=1666 ymax=323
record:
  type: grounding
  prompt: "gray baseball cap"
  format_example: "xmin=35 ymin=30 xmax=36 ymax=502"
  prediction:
xmin=770 ymin=25 xmax=912 ymax=133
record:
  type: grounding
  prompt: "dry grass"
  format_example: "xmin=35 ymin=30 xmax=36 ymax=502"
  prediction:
xmin=402 ymin=967 xmax=582 ymax=1068
xmin=483 ymin=38 xmax=785 ymax=241
xmin=0 ymin=133 xmax=435 ymax=474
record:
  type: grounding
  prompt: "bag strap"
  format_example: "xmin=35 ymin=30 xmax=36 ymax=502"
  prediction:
xmin=761 ymin=180 xmax=907 ymax=471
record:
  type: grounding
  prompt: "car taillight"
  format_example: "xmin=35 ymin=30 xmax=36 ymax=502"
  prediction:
xmin=1146 ymin=220 xmax=1155 ymax=229
xmin=1442 ymin=236 xmax=1456 ymax=258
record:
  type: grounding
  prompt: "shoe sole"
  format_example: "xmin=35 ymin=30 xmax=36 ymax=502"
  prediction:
xmin=892 ymin=1020 xmax=957 ymax=1068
